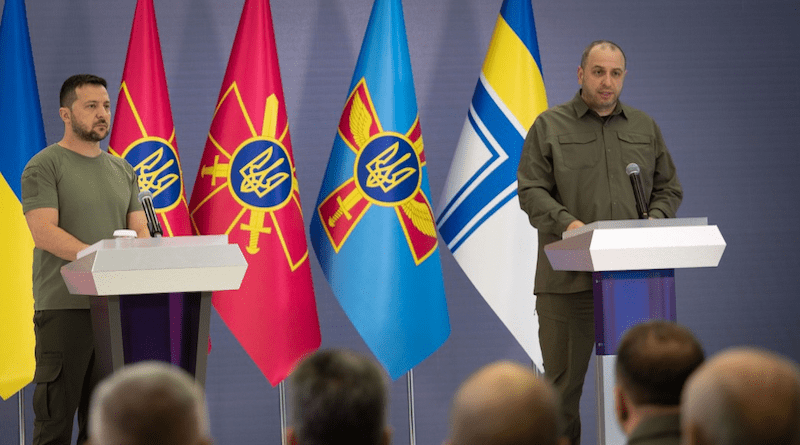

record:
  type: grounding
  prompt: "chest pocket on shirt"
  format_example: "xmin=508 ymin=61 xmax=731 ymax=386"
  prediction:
xmin=617 ymin=132 xmax=654 ymax=172
xmin=557 ymin=132 xmax=600 ymax=170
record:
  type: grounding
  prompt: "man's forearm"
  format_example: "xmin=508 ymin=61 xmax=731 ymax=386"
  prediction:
xmin=25 ymin=208 xmax=90 ymax=262
xmin=30 ymin=224 xmax=89 ymax=262
xmin=127 ymin=210 xmax=151 ymax=239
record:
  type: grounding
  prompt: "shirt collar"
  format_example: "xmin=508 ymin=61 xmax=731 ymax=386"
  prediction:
xmin=573 ymin=90 xmax=627 ymax=120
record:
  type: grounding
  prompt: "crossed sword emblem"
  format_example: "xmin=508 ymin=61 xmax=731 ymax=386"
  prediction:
xmin=201 ymin=146 xmax=289 ymax=254
xmin=328 ymin=141 xmax=416 ymax=227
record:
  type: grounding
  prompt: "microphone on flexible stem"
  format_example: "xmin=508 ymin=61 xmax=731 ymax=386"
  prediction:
xmin=625 ymin=163 xmax=649 ymax=219
xmin=138 ymin=190 xmax=163 ymax=237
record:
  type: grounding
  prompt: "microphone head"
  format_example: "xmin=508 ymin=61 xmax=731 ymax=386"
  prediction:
xmin=137 ymin=190 xmax=153 ymax=202
xmin=625 ymin=163 xmax=641 ymax=176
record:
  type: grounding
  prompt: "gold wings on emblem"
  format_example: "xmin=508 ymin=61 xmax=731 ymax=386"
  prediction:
xmin=401 ymin=199 xmax=437 ymax=238
xmin=349 ymin=92 xmax=374 ymax=149
xmin=412 ymin=135 xmax=424 ymax=155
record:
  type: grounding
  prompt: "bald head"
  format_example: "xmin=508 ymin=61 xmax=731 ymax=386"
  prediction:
xmin=448 ymin=361 xmax=562 ymax=445
xmin=681 ymin=347 xmax=800 ymax=445
xmin=580 ymin=40 xmax=626 ymax=70
xmin=89 ymin=361 xmax=211 ymax=445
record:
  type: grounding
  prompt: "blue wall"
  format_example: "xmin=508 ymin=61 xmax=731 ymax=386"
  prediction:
xmin=2 ymin=0 xmax=799 ymax=444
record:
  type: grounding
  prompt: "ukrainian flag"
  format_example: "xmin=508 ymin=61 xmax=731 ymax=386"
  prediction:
xmin=436 ymin=0 xmax=548 ymax=369
xmin=0 ymin=0 xmax=46 ymax=400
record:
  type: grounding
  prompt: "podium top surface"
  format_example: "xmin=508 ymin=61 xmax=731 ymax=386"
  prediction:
xmin=77 ymin=234 xmax=230 ymax=259
xmin=545 ymin=217 xmax=725 ymax=272
xmin=562 ymin=217 xmax=708 ymax=239
xmin=62 ymin=234 xmax=247 ymax=295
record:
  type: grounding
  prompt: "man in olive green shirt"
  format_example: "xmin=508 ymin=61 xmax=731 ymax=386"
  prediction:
xmin=22 ymin=74 xmax=149 ymax=445
xmin=517 ymin=41 xmax=683 ymax=445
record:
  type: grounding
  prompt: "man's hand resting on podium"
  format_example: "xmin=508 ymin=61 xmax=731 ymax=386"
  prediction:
xmin=566 ymin=220 xmax=585 ymax=232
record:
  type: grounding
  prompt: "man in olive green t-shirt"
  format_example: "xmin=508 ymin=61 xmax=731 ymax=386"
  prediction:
xmin=517 ymin=41 xmax=683 ymax=445
xmin=21 ymin=74 xmax=149 ymax=445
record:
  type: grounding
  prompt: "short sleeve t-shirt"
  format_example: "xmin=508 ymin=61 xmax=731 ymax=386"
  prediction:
xmin=21 ymin=144 xmax=142 ymax=310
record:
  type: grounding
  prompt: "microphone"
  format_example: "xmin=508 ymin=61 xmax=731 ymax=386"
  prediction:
xmin=138 ymin=190 xmax=163 ymax=237
xmin=625 ymin=163 xmax=649 ymax=219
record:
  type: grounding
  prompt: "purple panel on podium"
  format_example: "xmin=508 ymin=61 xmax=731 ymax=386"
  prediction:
xmin=118 ymin=292 xmax=203 ymax=374
xmin=120 ymin=293 xmax=173 ymax=364
xmin=593 ymin=269 xmax=676 ymax=355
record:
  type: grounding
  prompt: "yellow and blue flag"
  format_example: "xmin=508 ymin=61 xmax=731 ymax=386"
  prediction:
xmin=310 ymin=0 xmax=450 ymax=379
xmin=0 ymin=0 xmax=45 ymax=400
xmin=436 ymin=0 xmax=548 ymax=369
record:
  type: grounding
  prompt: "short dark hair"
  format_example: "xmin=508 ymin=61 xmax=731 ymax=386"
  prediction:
xmin=89 ymin=361 xmax=210 ymax=444
xmin=60 ymin=74 xmax=107 ymax=108
xmin=291 ymin=349 xmax=387 ymax=445
xmin=616 ymin=320 xmax=704 ymax=406
xmin=581 ymin=40 xmax=627 ymax=69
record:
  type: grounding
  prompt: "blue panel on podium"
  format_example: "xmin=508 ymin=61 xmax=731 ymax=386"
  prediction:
xmin=593 ymin=269 xmax=676 ymax=355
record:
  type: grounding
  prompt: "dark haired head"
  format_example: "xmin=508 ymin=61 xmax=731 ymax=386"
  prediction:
xmin=60 ymin=74 xmax=107 ymax=108
xmin=291 ymin=349 xmax=388 ymax=445
xmin=616 ymin=320 xmax=704 ymax=406
xmin=581 ymin=40 xmax=627 ymax=70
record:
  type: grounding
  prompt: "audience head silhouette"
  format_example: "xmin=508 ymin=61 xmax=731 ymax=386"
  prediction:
xmin=88 ymin=361 xmax=211 ymax=445
xmin=447 ymin=360 xmax=566 ymax=445
xmin=681 ymin=347 xmax=800 ymax=445
xmin=289 ymin=348 xmax=390 ymax=445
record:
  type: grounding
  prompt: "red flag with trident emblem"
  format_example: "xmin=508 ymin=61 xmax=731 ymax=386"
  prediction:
xmin=188 ymin=0 xmax=320 ymax=385
xmin=109 ymin=0 xmax=192 ymax=236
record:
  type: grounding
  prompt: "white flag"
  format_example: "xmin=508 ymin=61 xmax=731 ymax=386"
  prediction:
xmin=437 ymin=0 xmax=548 ymax=369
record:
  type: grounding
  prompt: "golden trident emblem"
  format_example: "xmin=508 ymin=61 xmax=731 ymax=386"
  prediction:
xmin=328 ymin=142 xmax=417 ymax=228
xmin=239 ymin=146 xmax=290 ymax=198
xmin=236 ymin=145 xmax=290 ymax=254
xmin=365 ymin=142 xmax=416 ymax=192
xmin=134 ymin=148 xmax=179 ymax=198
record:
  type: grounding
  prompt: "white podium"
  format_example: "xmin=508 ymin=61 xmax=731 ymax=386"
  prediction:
xmin=545 ymin=217 xmax=725 ymax=445
xmin=61 ymin=234 xmax=247 ymax=385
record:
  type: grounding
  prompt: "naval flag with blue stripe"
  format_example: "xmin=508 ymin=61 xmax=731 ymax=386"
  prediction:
xmin=437 ymin=0 xmax=547 ymax=369
xmin=310 ymin=0 xmax=450 ymax=379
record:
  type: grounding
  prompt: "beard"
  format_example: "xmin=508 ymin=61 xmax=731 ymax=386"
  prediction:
xmin=71 ymin=119 xmax=109 ymax=142
xmin=580 ymin=88 xmax=620 ymax=116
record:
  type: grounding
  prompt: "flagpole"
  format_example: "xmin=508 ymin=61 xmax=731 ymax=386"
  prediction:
xmin=406 ymin=369 xmax=417 ymax=445
xmin=18 ymin=388 xmax=25 ymax=445
xmin=279 ymin=381 xmax=288 ymax=445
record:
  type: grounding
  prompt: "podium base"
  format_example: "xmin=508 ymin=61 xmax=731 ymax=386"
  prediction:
xmin=90 ymin=291 xmax=211 ymax=386
xmin=592 ymin=269 xmax=677 ymax=445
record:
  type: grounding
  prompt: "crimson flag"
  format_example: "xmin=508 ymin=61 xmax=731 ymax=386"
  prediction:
xmin=189 ymin=0 xmax=321 ymax=385
xmin=109 ymin=0 xmax=191 ymax=235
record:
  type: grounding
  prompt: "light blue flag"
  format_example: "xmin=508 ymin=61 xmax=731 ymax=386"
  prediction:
xmin=310 ymin=0 xmax=450 ymax=379
xmin=0 ymin=0 xmax=46 ymax=400
xmin=437 ymin=0 xmax=548 ymax=369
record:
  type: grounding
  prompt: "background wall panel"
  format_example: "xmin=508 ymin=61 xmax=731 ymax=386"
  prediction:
xmin=2 ymin=0 xmax=798 ymax=444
